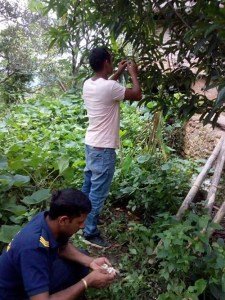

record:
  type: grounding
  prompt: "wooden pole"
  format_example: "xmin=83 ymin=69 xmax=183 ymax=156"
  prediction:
xmin=150 ymin=136 xmax=224 ymax=262
xmin=206 ymin=138 xmax=225 ymax=214
xmin=176 ymin=136 xmax=224 ymax=220
xmin=57 ymin=79 xmax=67 ymax=92
xmin=212 ymin=201 xmax=225 ymax=226
xmin=202 ymin=201 xmax=225 ymax=238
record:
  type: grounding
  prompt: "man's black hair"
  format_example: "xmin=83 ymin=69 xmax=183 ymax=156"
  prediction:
xmin=49 ymin=188 xmax=91 ymax=220
xmin=89 ymin=47 xmax=111 ymax=72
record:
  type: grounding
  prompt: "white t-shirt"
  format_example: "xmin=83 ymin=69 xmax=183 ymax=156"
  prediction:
xmin=82 ymin=78 xmax=126 ymax=149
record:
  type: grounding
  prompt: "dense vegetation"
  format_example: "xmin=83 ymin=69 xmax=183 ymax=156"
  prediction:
xmin=1 ymin=1 xmax=225 ymax=299
xmin=1 ymin=93 xmax=225 ymax=299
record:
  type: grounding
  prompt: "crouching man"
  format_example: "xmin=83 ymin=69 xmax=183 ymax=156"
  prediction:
xmin=0 ymin=188 xmax=116 ymax=300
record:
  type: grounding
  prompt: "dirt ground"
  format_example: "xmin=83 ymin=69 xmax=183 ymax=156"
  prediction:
xmin=184 ymin=112 xmax=225 ymax=209
xmin=184 ymin=77 xmax=224 ymax=159
xmin=183 ymin=114 xmax=224 ymax=159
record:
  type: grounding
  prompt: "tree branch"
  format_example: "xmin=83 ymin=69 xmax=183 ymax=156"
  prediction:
xmin=0 ymin=71 xmax=16 ymax=84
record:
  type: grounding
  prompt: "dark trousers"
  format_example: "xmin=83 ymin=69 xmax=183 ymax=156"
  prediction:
xmin=49 ymin=257 xmax=89 ymax=294
xmin=0 ymin=257 xmax=89 ymax=300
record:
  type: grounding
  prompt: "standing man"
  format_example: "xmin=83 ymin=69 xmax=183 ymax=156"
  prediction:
xmin=82 ymin=47 xmax=142 ymax=247
xmin=0 ymin=188 xmax=116 ymax=300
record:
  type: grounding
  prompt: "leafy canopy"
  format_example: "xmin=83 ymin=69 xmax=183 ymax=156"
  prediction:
xmin=41 ymin=0 xmax=225 ymax=125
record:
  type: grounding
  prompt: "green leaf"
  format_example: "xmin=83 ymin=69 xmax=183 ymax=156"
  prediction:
xmin=194 ymin=279 xmax=207 ymax=294
xmin=28 ymin=0 xmax=45 ymax=12
xmin=13 ymin=174 xmax=30 ymax=187
xmin=137 ymin=155 xmax=151 ymax=164
xmin=161 ymin=163 xmax=170 ymax=171
xmin=129 ymin=248 xmax=137 ymax=255
xmin=0 ymin=225 xmax=21 ymax=243
xmin=222 ymin=274 xmax=225 ymax=292
xmin=3 ymin=204 xmax=27 ymax=216
xmin=0 ymin=121 xmax=7 ymax=133
xmin=22 ymin=189 xmax=51 ymax=205
xmin=121 ymin=186 xmax=135 ymax=194
xmin=204 ymin=24 xmax=220 ymax=37
xmin=0 ymin=175 xmax=14 ymax=189
xmin=146 ymin=246 xmax=153 ymax=255
xmin=122 ymin=155 xmax=132 ymax=172
xmin=0 ymin=156 xmax=8 ymax=170
xmin=198 ymin=215 xmax=210 ymax=228
xmin=57 ymin=157 xmax=69 ymax=174
xmin=48 ymin=38 xmax=57 ymax=50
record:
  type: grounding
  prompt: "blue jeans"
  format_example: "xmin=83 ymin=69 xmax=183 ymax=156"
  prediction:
xmin=82 ymin=145 xmax=116 ymax=237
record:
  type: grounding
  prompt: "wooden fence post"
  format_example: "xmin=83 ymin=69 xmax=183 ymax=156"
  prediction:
xmin=206 ymin=138 xmax=225 ymax=214
xmin=176 ymin=136 xmax=224 ymax=220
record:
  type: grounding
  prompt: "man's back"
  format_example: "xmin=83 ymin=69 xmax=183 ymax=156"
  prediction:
xmin=0 ymin=212 xmax=58 ymax=300
xmin=83 ymin=77 xmax=125 ymax=149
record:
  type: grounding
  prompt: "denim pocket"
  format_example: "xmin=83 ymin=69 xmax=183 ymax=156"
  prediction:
xmin=89 ymin=152 xmax=104 ymax=174
xmin=103 ymin=150 xmax=116 ymax=174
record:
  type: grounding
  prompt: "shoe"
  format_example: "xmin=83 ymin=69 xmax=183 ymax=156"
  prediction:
xmin=83 ymin=235 xmax=111 ymax=248
xmin=97 ymin=218 xmax=104 ymax=226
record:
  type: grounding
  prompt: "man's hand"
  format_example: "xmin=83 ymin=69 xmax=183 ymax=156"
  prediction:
xmin=117 ymin=60 xmax=127 ymax=74
xmin=85 ymin=269 xmax=116 ymax=288
xmin=110 ymin=60 xmax=127 ymax=81
xmin=127 ymin=60 xmax=138 ymax=77
xmin=90 ymin=257 xmax=111 ymax=270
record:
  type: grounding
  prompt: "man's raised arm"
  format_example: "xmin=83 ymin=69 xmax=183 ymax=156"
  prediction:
xmin=124 ymin=61 xmax=142 ymax=101
xmin=110 ymin=60 xmax=127 ymax=81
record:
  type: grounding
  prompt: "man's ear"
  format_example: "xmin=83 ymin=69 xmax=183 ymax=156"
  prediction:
xmin=58 ymin=216 xmax=70 ymax=225
xmin=105 ymin=59 xmax=111 ymax=66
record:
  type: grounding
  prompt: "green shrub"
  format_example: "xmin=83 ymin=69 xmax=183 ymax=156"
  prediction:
xmin=89 ymin=212 xmax=225 ymax=300
xmin=112 ymin=153 xmax=198 ymax=223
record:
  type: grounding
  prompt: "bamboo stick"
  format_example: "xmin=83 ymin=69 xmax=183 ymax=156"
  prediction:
xmin=150 ymin=136 xmax=224 ymax=262
xmin=57 ymin=79 xmax=67 ymax=92
xmin=212 ymin=201 xmax=225 ymax=225
xmin=200 ymin=201 xmax=225 ymax=238
xmin=206 ymin=138 xmax=225 ymax=214
xmin=176 ymin=136 xmax=224 ymax=220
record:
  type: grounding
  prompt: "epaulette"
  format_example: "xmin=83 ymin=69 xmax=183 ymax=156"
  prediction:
xmin=39 ymin=228 xmax=50 ymax=248
xmin=39 ymin=236 xmax=49 ymax=248
xmin=6 ymin=242 xmax=11 ymax=252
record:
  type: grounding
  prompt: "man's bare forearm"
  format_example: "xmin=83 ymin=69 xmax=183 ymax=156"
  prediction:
xmin=110 ymin=70 xmax=122 ymax=81
xmin=30 ymin=281 xmax=86 ymax=300
xmin=124 ymin=73 xmax=142 ymax=100
xmin=130 ymin=73 xmax=141 ymax=95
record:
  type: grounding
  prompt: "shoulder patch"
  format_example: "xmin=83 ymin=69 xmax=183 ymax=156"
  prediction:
xmin=6 ymin=242 xmax=11 ymax=251
xmin=39 ymin=236 xmax=49 ymax=248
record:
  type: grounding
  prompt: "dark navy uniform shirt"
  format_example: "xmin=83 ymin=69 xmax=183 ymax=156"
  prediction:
xmin=0 ymin=212 xmax=68 ymax=300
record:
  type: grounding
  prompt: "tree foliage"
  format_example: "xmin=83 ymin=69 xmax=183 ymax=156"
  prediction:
xmin=0 ymin=26 xmax=34 ymax=103
xmin=41 ymin=0 xmax=225 ymax=125
xmin=0 ymin=0 xmax=74 ymax=103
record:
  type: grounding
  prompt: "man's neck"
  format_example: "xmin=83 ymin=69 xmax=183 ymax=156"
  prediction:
xmin=93 ymin=71 xmax=109 ymax=80
xmin=45 ymin=215 xmax=59 ymax=239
